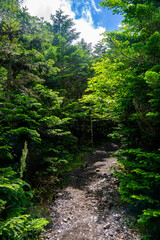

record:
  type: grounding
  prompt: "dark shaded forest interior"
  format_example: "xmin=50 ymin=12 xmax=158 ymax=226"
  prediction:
xmin=0 ymin=0 xmax=160 ymax=239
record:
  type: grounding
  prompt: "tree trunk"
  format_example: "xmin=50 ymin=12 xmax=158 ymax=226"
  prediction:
xmin=91 ymin=117 xmax=94 ymax=147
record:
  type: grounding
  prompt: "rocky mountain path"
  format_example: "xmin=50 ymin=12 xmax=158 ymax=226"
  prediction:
xmin=41 ymin=144 xmax=141 ymax=240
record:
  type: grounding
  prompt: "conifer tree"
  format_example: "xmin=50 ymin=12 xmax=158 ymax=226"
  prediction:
xmin=82 ymin=0 xmax=160 ymax=238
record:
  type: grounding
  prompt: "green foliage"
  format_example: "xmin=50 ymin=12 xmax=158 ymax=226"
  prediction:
xmin=0 ymin=167 xmax=31 ymax=217
xmin=114 ymin=148 xmax=160 ymax=238
xmin=50 ymin=9 xmax=80 ymax=44
xmin=47 ymin=10 xmax=93 ymax=100
xmin=0 ymin=167 xmax=49 ymax=240
xmin=0 ymin=2 xmax=92 ymax=239
xmin=82 ymin=0 xmax=160 ymax=238
xmin=0 ymin=215 xmax=48 ymax=240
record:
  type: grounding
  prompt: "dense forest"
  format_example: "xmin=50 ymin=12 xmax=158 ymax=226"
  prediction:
xmin=0 ymin=0 xmax=160 ymax=239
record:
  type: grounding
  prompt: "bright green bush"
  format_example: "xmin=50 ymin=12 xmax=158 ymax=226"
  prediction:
xmin=0 ymin=167 xmax=49 ymax=240
xmin=0 ymin=215 xmax=49 ymax=240
xmin=115 ymin=149 xmax=160 ymax=238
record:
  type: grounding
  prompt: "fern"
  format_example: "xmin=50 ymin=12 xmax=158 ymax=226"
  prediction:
xmin=0 ymin=167 xmax=49 ymax=239
xmin=115 ymin=148 xmax=160 ymax=237
xmin=0 ymin=214 xmax=49 ymax=240
xmin=20 ymin=141 xmax=28 ymax=179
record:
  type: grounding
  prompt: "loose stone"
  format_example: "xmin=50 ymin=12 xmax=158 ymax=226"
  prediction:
xmin=113 ymin=214 xmax=121 ymax=221
xmin=42 ymin=146 xmax=141 ymax=240
xmin=104 ymin=223 xmax=111 ymax=229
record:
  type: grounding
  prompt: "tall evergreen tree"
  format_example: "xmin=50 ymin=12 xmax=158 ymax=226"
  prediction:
xmin=47 ymin=10 xmax=93 ymax=100
xmin=51 ymin=9 xmax=79 ymax=44
xmin=82 ymin=0 xmax=160 ymax=238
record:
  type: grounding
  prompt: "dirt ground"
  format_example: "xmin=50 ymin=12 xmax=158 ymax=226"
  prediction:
xmin=41 ymin=144 xmax=141 ymax=240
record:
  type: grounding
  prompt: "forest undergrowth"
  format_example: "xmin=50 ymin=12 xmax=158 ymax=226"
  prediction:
xmin=0 ymin=0 xmax=160 ymax=239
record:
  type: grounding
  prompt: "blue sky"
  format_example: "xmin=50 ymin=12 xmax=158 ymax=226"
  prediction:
xmin=23 ymin=0 xmax=123 ymax=45
xmin=70 ymin=0 xmax=122 ymax=31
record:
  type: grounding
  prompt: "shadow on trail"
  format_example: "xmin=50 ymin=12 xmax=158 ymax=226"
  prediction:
xmin=43 ymin=143 xmax=141 ymax=240
xmin=64 ymin=144 xmax=121 ymax=220
xmin=65 ymin=143 xmax=136 ymax=225
xmin=67 ymin=144 xmax=118 ymax=191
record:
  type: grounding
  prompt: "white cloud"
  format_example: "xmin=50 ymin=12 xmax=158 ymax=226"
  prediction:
xmin=82 ymin=8 xmax=93 ymax=25
xmin=90 ymin=0 xmax=102 ymax=12
xmin=118 ymin=23 xmax=122 ymax=28
xmin=22 ymin=0 xmax=74 ymax=21
xmin=22 ymin=0 xmax=105 ymax=46
xmin=75 ymin=18 xmax=105 ymax=45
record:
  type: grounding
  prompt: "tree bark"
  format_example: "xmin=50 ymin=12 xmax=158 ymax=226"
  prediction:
xmin=91 ymin=116 xmax=94 ymax=147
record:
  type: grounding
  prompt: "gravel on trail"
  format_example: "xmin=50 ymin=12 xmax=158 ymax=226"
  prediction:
xmin=40 ymin=144 xmax=141 ymax=240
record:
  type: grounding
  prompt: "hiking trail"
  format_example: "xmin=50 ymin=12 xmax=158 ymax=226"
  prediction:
xmin=41 ymin=144 xmax=141 ymax=240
